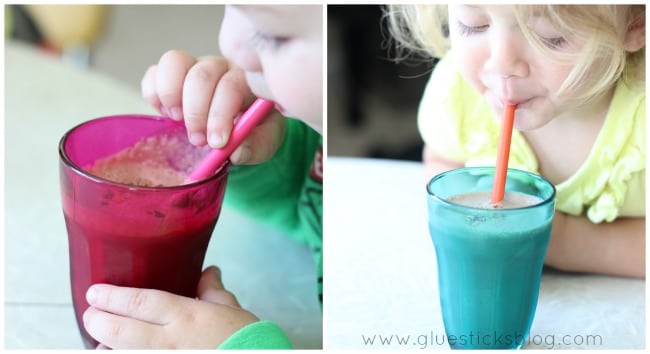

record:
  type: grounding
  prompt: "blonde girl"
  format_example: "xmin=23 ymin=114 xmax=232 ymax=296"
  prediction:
xmin=389 ymin=5 xmax=645 ymax=278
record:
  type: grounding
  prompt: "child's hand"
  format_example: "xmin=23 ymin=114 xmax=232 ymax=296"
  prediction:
xmin=82 ymin=266 xmax=259 ymax=349
xmin=142 ymin=50 xmax=286 ymax=165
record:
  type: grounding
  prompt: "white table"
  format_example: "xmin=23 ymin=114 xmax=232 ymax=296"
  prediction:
xmin=325 ymin=157 xmax=645 ymax=349
xmin=4 ymin=40 xmax=322 ymax=349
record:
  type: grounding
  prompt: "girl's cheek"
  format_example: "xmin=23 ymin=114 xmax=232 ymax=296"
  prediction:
xmin=453 ymin=42 xmax=491 ymax=95
xmin=220 ymin=35 xmax=262 ymax=72
xmin=239 ymin=50 xmax=264 ymax=73
xmin=275 ymin=49 xmax=319 ymax=106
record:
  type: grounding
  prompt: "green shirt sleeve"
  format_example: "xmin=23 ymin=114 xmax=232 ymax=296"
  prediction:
xmin=224 ymin=118 xmax=323 ymax=287
xmin=218 ymin=321 xmax=293 ymax=349
xmin=223 ymin=118 xmax=322 ymax=242
xmin=219 ymin=119 xmax=323 ymax=349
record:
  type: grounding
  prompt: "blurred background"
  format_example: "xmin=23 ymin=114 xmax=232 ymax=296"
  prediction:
xmin=327 ymin=5 xmax=434 ymax=160
xmin=6 ymin=4 xmax=434 ymax=161
xmin=5 ymin=4 xmax=224 ymax=90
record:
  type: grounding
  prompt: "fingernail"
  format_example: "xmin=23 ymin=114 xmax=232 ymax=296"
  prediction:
xmin=189 ymin=132 xmax=206 ymax=146
xmin=208 ymin=132 xmax=224 ymax=148
xmin=86 ymin=286 xmax=97 ymax=305
xmin=82 ymin=308 xmax=92 ymax=326
xmin=170 ymin=107 xmax=183 ymax=121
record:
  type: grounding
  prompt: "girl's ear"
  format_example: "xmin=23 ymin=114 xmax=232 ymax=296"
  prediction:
xmin=624 ymin=10 xmax=645 ymax=52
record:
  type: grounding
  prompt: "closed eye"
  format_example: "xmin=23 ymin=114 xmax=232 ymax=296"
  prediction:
xmin=540 ymin=36 xmax=567 ymax=49
xmin=456 ymin=20 xmax=489 ymax=36
xmin=250 ymin=31 xmax=290 ymax=51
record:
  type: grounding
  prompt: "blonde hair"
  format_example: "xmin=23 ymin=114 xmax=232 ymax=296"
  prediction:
xmin=386 ymin=4 xmax=645 ymax=104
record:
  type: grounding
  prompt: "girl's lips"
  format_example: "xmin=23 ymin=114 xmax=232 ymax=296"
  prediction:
xmin=500 ymin=97 xmax=533 ymax=107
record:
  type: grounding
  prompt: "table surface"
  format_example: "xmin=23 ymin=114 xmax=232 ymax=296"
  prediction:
xmin=4 ymin=40 xmax=322 ymax=349
xmin=325 ymin=157 xmax=645 ymax=350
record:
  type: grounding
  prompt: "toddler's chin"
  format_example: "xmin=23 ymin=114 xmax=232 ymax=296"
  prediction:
xmin=512 ymin=109 xmax=551 ymax=132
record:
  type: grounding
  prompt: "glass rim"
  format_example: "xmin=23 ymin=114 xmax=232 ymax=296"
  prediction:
xmin=426 ymin=166 xmax=556 ymax=212
xmin=58 ymin=114 xmax=229 ymax=191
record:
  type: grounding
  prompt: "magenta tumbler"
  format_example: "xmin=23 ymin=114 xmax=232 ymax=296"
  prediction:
xmin=59 ymin=115 xmax=229 ymax=348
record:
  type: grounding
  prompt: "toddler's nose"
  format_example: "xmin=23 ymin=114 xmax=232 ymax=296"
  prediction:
xmin=485 ymin=32 xmax=529 ymax=79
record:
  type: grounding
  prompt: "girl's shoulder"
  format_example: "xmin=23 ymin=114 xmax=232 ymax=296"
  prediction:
xmin=557 ymin=78 xmax=645 ymax=222
xmin=608 ymin=78 xmax=645 ymax=130
xmin=418 ymin=55 xmax=488 ymax=163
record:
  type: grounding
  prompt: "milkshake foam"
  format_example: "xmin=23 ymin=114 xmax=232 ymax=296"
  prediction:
xmin=87 ymin=132 xmax=211 ymax=187
xmin=447 ymin=191 xmax=543 ymax=210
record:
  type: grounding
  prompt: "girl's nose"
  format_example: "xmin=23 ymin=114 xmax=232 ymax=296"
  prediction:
xmin=485 ymin=31 xmax=529 ymax=79
xmin=219 ymin=6 xmax=263 ymax=72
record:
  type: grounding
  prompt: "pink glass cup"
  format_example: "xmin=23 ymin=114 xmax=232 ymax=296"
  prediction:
xmin=58 ymin=114 xmax=229 ymax=348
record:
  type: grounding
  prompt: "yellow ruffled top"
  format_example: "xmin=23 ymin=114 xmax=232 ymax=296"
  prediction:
xmin=418 ymin=56 xmax=645 ymax=223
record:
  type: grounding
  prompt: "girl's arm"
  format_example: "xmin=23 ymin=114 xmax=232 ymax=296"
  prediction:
xmin=423 ymin=144 xmax=464 ymax=181
xmin=545 ymin=213 xmax=645 ymax=278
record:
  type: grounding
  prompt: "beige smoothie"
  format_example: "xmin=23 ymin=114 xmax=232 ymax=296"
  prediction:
xmin=87 ymin=132 xmax=211 ymax=187
xmin=447 ymin=191 xmax=543 ymax=210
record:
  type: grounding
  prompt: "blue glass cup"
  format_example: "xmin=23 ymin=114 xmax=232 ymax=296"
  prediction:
xmin=426 ymin=167 xmax=556 ymax=349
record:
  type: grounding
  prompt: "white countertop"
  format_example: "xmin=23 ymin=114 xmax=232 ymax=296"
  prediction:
xmin=325 ymin=157 xmax=645 ymax=349
xmin=4 ymin=40 xmax=322 ymax=349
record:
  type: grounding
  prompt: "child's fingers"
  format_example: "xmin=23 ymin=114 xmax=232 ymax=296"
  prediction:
xmin=196 ymin=266 xmax=242 ymax=307
xmin=83 ymin=306 xmax=163 ymax=349
xmin=141 ymin=65 xmax=162 ymax=115
xmin=181 ymin=57 xmax=230 ymax=146
xmin=155 ymin=50 xmax=197 ymax=121
xmin=206 ymin=68 xmax=252 ymax=148
xmin=86 ymin=284 xmax=189 ymax=325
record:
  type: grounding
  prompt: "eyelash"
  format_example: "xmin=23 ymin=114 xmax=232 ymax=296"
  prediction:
xmin=456 ymin=21 xmax=489 ymax=36
xmin=456 ymin=20 xmax=567 ymax=49
xmin=250 ymin=31 xmax=289 ymax=51
xmin=540 ymin=36 xmax=567 ymax=49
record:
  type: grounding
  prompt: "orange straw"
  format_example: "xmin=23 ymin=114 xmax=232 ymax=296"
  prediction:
xmin=491 ymin=104 xmax=517 ymax=205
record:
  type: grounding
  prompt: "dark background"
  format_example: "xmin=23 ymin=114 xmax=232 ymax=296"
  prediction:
xmin=327 ymin=5 xmax=436 ymax=160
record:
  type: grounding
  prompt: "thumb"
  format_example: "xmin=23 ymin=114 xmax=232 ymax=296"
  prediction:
xmin=230 ymin=111 xmax=286 ymax=165
xmin=197 ymin=266 xmax=242 ymax=308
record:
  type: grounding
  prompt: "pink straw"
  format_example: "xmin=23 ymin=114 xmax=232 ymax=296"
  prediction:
xmin=491 ymin=104 xmax=517 ymax=205
xmin=186 ymin=98 xmax=275 ymax=183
